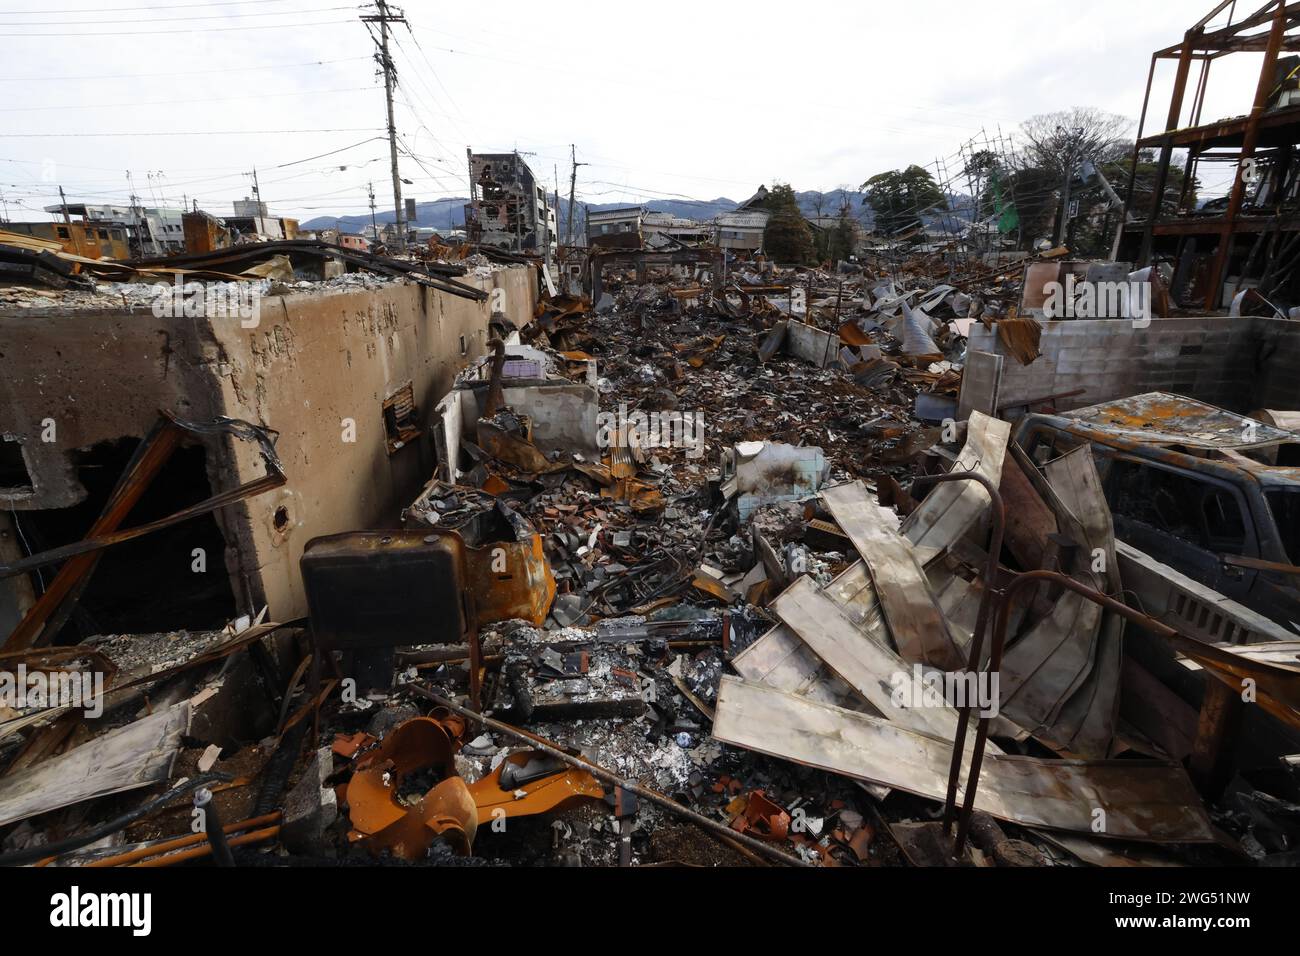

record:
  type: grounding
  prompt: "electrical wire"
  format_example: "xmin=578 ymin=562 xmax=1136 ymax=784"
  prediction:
xmin=1 ymin=6 xmax=354 ymax=26
xmin=0 ymin=55 xmax=369 ymax=83
xmin=0 ymin=85 xmax=376 ymax=112
xmin=0 ymin=0 xmax=297 ymax=13
xmin=0 ymin=17 xmax=356 ymax=36
xmin=0 ymin=128 xmax=383 ymax=137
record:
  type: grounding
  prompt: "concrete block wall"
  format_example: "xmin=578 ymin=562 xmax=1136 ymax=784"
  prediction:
xmin=1254 ymin=317 xmax=1300 ymax=411
xmin=968 ymin=317 xmax=1267 ymax=413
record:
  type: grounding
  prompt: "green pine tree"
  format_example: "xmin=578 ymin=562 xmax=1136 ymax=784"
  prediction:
xmin=762 ymin=183 xmax=815 ymax=265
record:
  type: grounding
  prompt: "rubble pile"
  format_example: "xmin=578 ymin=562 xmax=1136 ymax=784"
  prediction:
xmin=3 ymin=238 xmax=1299 ymax=874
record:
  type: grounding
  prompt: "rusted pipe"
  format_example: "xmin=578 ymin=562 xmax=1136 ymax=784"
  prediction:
xmin=404 ymin=681 xmax=811 ymax=867
xmin=907 ymin=469 xmax=1006 ymax=838
xmin=132 ymin=826 xmax=281 ymax=867
xmin=948 ymin=569 xmax=1183 ymax=855
xmin=85 ymin=812 xmax=283 ymax=868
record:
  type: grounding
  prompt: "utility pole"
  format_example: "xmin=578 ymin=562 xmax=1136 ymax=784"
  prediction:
xmin=466 ymin=147 xmax=478 ymax=245
xmin=368 ymin=181 xmax=378 ymax=241
xmin=566 ymin=144 xmax=587 ymax=247
xmin=361 ymin=1 xmax=407 ymax=251
xmin=57 ymin=185 xmax=84 ymax=257
xmin=249 ymin=166 xmax=265 ymax=234
xmin=126 ymin=171 xmax=152 ymax=257
xmin=1054 ymin=126 xmax=1084 ymax=248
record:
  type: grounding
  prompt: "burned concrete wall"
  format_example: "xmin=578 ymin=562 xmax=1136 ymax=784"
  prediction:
xmin=208 ymin=266 xmax=536 ymax=621
xmin=1253 ymin=316 xmax=1300 ymax=411
xmin=0 ymin=308 xmax=225 ymax=509
xmin=969 ymin=317 xmax=1266 ymax=413
xmin=0 ymin=303 xmax=242 ymax=639
xmin=0 ymin=266 xmax=537 ymax=634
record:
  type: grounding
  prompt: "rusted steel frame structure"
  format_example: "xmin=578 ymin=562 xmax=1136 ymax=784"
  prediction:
xmin=1121 ymin=1 xmax=1300 ymax=308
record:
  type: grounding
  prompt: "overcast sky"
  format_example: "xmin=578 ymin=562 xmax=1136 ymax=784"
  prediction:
xmin=0 ymin=0 xmax=1275 ymax=222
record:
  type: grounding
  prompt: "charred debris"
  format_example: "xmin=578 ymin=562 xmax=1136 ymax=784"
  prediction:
xmin=1 ymin=229 xmax=1299 ymax=871
xmin=6 ymin=3 xmax=1300 ymax=870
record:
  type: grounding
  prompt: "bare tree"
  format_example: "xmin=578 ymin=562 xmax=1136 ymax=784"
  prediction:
xmin=1015 ymin=108 xmax=1131 ymax=245
xmin=1016 ymin=107 xmax=1131 ymax=176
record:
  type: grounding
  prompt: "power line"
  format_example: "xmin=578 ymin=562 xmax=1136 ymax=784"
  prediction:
xmin=0 ymin=137 xmax=384 ymax=177
xmin=0 ymin=85 xmax=375 ymax=112
xmin=397 ymin=136 xmax=463 ymax=194
xmin=0 ymin=17 xmax=355 ymax=36
xmin=0 ymin=0 xmax=298 ymax=13
xmin=0 ymin=55 xmax=368 ymax=83
xmin=0 ymin=128 xmax=383 ymax=138
xmin=0 ymin=6 xmax=354 ymax=26
xmin=407 ymin=25 xmax=1012 ymax=133
xmin=398 ymin=23 xmax=476 ymax=143
xmin=393 ymin=97 xmax=470 ymax=185
xmin=273 ymin=137 xmax=388 ymax=168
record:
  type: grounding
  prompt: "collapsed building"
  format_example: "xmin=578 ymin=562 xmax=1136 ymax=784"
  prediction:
xmin=0 ymin=237 xmax=535 ymax=639
xmin=1 ymin=213 xmax=1297 ymax=869
xmin=1 ymin=3 xmax=1300 ymax=874
xmin=464 ymin=151 xmax=557 ymax=259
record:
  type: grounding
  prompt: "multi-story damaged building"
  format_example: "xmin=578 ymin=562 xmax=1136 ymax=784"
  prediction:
xmin=464 ymin=151 xmax=557 ymax=257
xmin=1 ymin=219 xmax=130 ymax=260
xmin=714 ymin=186 xmax=773 ymax=254
xmin=41 ymin=201 xmax=184 ymax=257
xmin=225 ymin=198 xmax=301 ymax=243
xmin=641 ymin=211 xmax=713 ymax=249
xmin=586 ymin=205 xmax=645 ymax=250
xmin=714 ymin=210 xmax=769 ymax=253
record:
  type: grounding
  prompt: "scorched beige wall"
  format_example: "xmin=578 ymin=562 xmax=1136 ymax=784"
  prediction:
xmin=212 ymin=266 xmax=536 ymax=619
xmin=0 ymin=265 xmax=537 ymax=626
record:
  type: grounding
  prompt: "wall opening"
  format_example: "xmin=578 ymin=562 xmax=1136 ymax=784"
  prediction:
xmin=382 ymin=381 xmax=420 ymax=454
xmin=0 ymin=438 xmax=33 ymax=493
xmin=13 ymin=437 xmax=238 ymax=644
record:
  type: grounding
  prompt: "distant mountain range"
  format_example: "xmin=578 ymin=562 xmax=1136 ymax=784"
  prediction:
xmin=299 ymin=189 xmax=970 ymax=235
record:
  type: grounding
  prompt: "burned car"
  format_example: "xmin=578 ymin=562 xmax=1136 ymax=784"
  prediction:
xmin=1016 ymin=392 xmax=1300 ymax=635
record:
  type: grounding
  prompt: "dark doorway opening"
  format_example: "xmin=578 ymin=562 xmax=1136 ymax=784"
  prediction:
xmin=15 ymin=437 xmax=238 ymax=644
xmin=0 ymin=438 xmax=33 ymax=493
